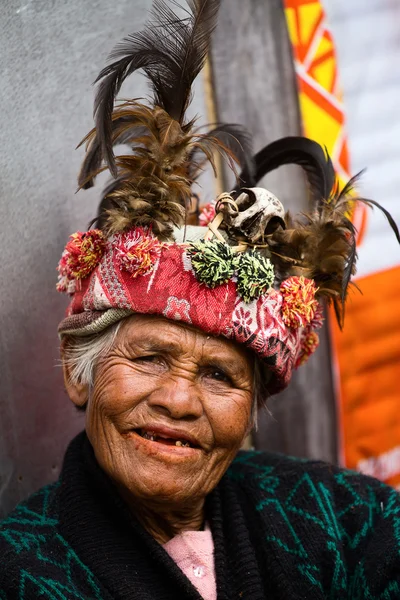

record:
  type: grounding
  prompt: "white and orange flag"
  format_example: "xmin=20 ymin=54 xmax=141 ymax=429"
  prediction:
xmin=283 ymin=0 xmax=400 ymax=487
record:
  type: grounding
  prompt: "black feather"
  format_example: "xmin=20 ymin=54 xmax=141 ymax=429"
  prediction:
xmin=93 ymin=0 xmax=221 ymax=176
xmin=355 ymin=197 xmax=400 ymax=244
xmin=188 ymin=123 xmax=254 ymax=181
xmin=334 ymin=172 xmax=362 ymax=204
xmin=334 ymin=171 xmax=400 ymax=243
xmin=235 ymin=136 xmax=335 ymax=203
xmin=341 ymin=224 xmax=357 ymax=304
xmin=333 ymin=296 xmax=344 ymax=330
xmin=77 ymin=116 xmax=147 ymax=189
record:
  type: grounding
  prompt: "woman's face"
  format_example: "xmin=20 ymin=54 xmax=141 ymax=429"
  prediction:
xmin=82 ymin=315 xmax=253 ymax=506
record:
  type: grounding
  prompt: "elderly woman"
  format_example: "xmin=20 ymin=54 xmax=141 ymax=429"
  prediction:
xmin=1 ymin=1 xmax=400 ymax=598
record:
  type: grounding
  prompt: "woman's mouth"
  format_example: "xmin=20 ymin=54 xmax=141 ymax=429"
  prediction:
xmin=123 ymin=425 xmax=203 ymax=455
xmin=137 ymin=429 xmax=193 ymax=448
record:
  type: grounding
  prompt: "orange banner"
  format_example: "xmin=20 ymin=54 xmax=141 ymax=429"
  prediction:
xmin=330 ymin=266 xmax=400 ymax=488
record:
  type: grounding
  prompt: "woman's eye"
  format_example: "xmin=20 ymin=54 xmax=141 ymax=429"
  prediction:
xmin=205 ymin=369 xmax=232 ymax=384
xmin=135 ymin=355 xmax=164 ymax=366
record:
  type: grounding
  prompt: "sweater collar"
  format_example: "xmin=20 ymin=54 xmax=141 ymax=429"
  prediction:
xmin=59 ymin=431 xmax=207 ymax=600
xmin=58 ymin=432 xmax=267 ymax=600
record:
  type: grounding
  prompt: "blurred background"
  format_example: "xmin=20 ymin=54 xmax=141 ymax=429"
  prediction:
xmin=1 ymin=0 xmax=399 ymax=517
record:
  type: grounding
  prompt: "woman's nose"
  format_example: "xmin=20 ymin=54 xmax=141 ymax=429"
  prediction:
xmin=147 ymin=376 xmax=203 ymax=420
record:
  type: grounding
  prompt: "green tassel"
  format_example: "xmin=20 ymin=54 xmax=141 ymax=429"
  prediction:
xmin=188 ymin=240 xmax=237 ymax=288
xmin=236 ymin=251 xmax=275 ymax=303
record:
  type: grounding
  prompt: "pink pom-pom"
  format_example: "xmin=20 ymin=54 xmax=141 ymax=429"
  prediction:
xmin=114 ymin=227 xmax=162 ymax=278
xmin=199 ymin=201 xmax=216 ymax=226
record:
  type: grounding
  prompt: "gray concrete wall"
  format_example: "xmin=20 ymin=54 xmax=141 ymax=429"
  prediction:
xmin=212 ymin=0 xmax=337 ymax=463
xmin=0 ymin=0 xmax=211 ymax=517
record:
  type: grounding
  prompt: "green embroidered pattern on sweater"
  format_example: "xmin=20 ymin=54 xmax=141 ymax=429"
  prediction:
xmin=2 ymin=451 xmax=400 ymax=599
xmin=0 ymin=483 xmax=104 ymax=599
xmin=229 ymin=452 xmax=400 ymax=598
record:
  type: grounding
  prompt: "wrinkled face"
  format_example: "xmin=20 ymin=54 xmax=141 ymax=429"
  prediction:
xmin=85 ymin=315 xmax=253 ymax=507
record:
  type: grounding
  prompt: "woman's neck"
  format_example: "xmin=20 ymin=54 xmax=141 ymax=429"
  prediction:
xmin=118 ymin=487 xmax=205 ymax=544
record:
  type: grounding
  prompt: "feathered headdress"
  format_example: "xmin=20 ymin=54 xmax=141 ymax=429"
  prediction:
xmin=77 ymin=0 xmax=252 ymax=240
xmin=231 ymin=136 xmax=400 ymax=327
xmin=57 ymin=0 xmax=399 ymax=396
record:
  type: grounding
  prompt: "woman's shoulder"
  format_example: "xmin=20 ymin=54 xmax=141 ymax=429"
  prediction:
xmin=227 ymin=449 xmax=400 ymax=548
xmin=0 ymin=482 xmax=63 ymax=592
xmin=0 ymin=481 xmax=61 ymax=561
xmin=228 ymin=450 xmax=400 ymax=557
xmin=224 ymin=451 xmax=400 ymax=596
xmin=228 ymin=448 xmax=398 ymax=502
xmin=0 ymin=480 xmax=106 ymax=598
xmin=228 ymin=448 xmax=338 ymax=481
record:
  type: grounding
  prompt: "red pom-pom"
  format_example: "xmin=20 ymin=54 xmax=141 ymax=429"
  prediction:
xmin=280 ymin=276 xmax=318 ymax=328
xmin=56 ymin=229 xmax=105 ymax=292
xmin=310 ymin=301 xmax=324 ymax=330
xmin=295 ymin=331 xmax=320 ymax=367
xmin=114 ymin=228 xmax=162 ymax=278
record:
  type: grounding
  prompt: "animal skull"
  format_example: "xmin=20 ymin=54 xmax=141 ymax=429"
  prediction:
xmin=230 ymin=187 xmax=286 ymax=243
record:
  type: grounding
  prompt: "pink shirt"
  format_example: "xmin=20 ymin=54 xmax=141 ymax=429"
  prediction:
xmin=163 ymin=525 xmax=217 ymax=600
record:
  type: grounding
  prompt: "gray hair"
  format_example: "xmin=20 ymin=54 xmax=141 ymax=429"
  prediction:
xmin=62 ymin=322 xmax=270 ymax=424
xmin=62 ymin=321 xmax=122 ymax=387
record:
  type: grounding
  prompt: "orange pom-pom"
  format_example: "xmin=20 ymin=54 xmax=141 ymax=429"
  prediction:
xmin=280 ymin=276 xmax=318 ymax=328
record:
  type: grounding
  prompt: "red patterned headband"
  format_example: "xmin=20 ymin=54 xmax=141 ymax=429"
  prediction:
xmin=57 ymin=205 xmax=323 ymax=394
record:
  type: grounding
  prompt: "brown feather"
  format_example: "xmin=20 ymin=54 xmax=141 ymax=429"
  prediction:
xmin=80 ymin=98 xmax=247 ymax=239
xmin=267 ymin=178 xmax=376 ymax=327
xmin=78 ymin=1 xmax=254 ymax=240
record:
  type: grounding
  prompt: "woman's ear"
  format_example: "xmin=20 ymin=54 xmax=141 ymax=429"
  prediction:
xmin=60 ymin=340 xmax=89 ymax=408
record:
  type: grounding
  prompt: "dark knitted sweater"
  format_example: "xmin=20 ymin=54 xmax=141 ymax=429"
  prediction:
xmin=1 ymin=432 xmax=400 ymax=599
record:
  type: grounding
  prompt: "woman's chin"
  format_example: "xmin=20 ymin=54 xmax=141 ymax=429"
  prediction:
xmin=107 ymin=434 xmax=210 ymax=504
